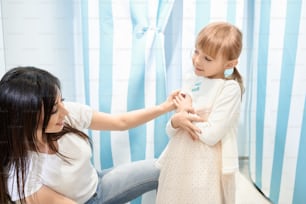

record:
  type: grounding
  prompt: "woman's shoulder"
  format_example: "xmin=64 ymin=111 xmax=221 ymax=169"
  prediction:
xmin=63 ymin=101 xmax=90 ymax=111
xmin=63 ymin=102 xmax=93 ymax=129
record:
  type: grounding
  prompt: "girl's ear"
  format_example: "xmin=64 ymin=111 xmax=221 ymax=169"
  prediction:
xmin=224 ymin=59 xmax=238 ymax=69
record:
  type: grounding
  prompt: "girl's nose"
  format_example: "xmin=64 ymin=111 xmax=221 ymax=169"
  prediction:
xmin=194 ymin=55 xmax=202 ymax=65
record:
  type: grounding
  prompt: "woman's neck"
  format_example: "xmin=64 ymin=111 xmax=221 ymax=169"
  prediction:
xmin=36 ymin=130 xmax=57 ymax=154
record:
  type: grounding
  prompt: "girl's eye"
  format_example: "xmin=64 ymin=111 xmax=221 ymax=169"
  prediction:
xmin=193 ymin=49 xmax=200 ymax=56
xmin=204 ymin=56 xmax=212 ymax=61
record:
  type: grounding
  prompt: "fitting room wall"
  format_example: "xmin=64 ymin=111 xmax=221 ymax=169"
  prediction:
xmin=0 ymin=2 xmax=5 ymax=76
xmin=0 ymin=0 xmax=76 ymax=100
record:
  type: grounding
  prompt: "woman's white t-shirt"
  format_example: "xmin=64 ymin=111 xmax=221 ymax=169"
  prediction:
xmin=7 ymin=102 xmax=98 ymax=204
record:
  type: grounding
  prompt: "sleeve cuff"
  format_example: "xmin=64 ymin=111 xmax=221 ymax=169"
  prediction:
xmin=165 ymin=119 xmax=179 ymax=137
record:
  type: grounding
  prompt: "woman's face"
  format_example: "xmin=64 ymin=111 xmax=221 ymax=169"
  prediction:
xmin=44 ymin=94 xmax=68 ymax=133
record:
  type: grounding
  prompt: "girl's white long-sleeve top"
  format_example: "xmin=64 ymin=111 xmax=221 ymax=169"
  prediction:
xmin=166 ymin=76 xmax=241 ymax=174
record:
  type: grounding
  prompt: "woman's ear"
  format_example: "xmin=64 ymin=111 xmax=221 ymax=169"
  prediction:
xmin=224 ymin=59 xmax=238 ymax=69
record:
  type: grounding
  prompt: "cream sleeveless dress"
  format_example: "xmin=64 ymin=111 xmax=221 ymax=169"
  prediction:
xmin=156 ymin=77 xmax=226 ymax=204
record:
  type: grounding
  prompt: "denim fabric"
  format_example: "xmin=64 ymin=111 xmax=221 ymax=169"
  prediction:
xmin=85 ymin=159 xmax=159 ymax=204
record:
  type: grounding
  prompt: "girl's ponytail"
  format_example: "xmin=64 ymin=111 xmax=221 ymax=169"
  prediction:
xmin=227 ymin=67 xmax=244 ymax=97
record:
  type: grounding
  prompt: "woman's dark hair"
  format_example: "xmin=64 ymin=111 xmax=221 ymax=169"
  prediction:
xmin=0 ymin=66 xmax=90 ymax=203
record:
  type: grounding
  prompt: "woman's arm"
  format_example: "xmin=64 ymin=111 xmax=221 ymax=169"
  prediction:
xmin=24 ymin=185 xmax=76 ymax=204
xmin=89 ymin=90 xmax=180 ymax=131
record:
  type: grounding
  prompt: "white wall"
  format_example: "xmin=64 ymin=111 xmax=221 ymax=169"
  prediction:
xmin=0 ymin=1 xmax=5 ymax=77
xmin=1 ymin=0 xmax=76 ymax=100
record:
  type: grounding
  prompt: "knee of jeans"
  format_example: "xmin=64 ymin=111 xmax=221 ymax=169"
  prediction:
xmin=101 ymin=160 xmax=160 ymax=203
xmin=103 ymin=179 xmax=158 ymax=204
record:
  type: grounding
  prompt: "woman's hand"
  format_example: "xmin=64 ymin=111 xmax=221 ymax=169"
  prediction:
xmin=162 ymin=89 xmax=181 ymax=111
xmin=173 ymin=92 xmax=194 ymax=113
xmin=171 ymin=111 xmax=204 ymax=140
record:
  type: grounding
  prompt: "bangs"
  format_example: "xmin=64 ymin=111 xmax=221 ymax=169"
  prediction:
xmin=196 ymin=22 xmax=241 ymax=60
xmin=196 ymin=35 xmax=223 ymax=58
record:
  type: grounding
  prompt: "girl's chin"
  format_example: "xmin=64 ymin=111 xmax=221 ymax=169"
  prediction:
xmin=194 ymin=70 xmax=205 ymax=77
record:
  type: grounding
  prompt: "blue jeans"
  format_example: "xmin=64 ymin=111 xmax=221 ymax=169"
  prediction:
xmin=85 ymin=159 xmax=159 ymax=204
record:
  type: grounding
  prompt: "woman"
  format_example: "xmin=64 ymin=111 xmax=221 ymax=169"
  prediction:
xmin=0 ymin=66 xmax=185 ymax=204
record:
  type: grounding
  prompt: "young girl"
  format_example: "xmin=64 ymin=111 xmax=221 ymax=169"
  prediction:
xmin=0 ymin=66 xmax=181 ymax=204
xmin=156 ymin=22 xmax=244 ymax=204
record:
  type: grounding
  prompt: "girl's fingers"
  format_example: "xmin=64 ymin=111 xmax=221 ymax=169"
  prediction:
xmin=188 ymin=114 xmax=205 ymax=122
xmin=189 ymin=131 xmax=199 ymax=140
xmin=184 ymin=124 xmax=200 ymax=140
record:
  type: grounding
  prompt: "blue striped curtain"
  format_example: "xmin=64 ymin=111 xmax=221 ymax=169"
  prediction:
xmin=76 ymin=0 xmax=306 ymax=203
xmin=78 ymin=0 xmax=175 ymax=203
xmin=247 ymin=0 xmax=306 ymax=203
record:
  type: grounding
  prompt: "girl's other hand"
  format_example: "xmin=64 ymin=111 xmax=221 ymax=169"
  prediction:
xmin=171 ymin=111 xmax=204 ymax=140
xmin=196 ymin=108 xmax=211 ymax=121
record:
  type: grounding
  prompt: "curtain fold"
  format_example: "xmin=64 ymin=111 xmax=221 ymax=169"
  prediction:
xmin=127 ymin=0 xmax=149 ymax=163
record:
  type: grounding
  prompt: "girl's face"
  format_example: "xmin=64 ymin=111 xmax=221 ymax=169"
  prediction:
xmin=44 ymin=95 xmax=68 ymax=133
xmin=192 ymin=48 xmax=230 ymax=79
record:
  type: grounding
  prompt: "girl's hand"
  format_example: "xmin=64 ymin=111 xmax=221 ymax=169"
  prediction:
xmin=171 ymin=111 xmax=204 ymax=140
xmin=173 ymin=93 xmax=195 ymax=113
xmin=196 ymin=108 xmax=211 ymax=121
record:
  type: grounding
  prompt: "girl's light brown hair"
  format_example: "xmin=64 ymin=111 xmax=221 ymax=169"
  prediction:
xmin=196 ymin=22 xmax=244 ymax=95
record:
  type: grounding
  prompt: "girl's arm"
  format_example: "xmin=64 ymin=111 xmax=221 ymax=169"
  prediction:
xmin=24 ymin=185 xmax=76 ymax=204
xmin=169 ymin=81 xmax=241 ymax=143
xmin=167 ymin=111 xmax=203 ymax=140
xmin=195 ymin=81 xmax=241 ymax=145
xmin=89 ymin=90 xmax=180 ymax=131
